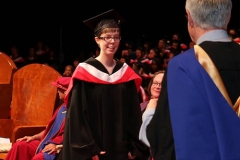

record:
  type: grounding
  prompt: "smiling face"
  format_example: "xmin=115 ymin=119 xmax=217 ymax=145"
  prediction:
xmin=63 ymin=65 xmax=74 ymax=77
xmin=95 ymin=30 xmax=120 ymax=56
xmin=150 ymin=72 xmax=164 ymax=99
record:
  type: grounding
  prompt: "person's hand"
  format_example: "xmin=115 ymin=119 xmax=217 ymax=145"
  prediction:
xmin=56 ymin=144 xmax=63 ymax=153
xmin=92 ymin=151 xmax=106 ymax=160
xmin=42 ymin=143 xmax=57 ymax=154
xmin=146 ymin=98 xmax=158 ymax=109
xmin=128 ymin=152 xmax=136 ymax=159
xmin=16 ymin=136 xmax=35 ymax=142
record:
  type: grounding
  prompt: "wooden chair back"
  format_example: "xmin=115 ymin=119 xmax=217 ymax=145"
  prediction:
xmin=0 ymin=63 xmax=61 ymax=140
xmin=11 ymin=63 xmax=61 ymax=125
xmin=0 ymin=52 xmax=17 ymax=118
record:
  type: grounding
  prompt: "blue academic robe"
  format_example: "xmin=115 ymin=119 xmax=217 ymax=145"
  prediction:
xmin=146 ymin=41 xmax=240 ymax=160
xmin=167 ymin=48 xmax=240 ymax=160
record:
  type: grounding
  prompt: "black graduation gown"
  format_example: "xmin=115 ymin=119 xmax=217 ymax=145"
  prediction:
xmin=61 ymin=57 xmax=149 ymax=160
xmin=146 ymin=41 xmax=240 ymax=160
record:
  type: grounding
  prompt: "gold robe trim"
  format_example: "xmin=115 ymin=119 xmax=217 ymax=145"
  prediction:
xmin=194 ymin=45 xmax=240 ymax=116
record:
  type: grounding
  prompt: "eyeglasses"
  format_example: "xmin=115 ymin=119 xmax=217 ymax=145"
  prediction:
xmin=152 ymin=82 xmax=162 ymax=87
xmin=98 ymin=36 xmax=121 ymax=42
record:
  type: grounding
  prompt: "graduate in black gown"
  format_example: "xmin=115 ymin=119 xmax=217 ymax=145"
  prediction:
xmin=59 ymin=9 xmax=149 ymax=160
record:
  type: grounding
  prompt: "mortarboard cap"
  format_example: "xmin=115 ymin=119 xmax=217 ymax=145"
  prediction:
xmin=83 ymin=9 xmax=125 ymax=37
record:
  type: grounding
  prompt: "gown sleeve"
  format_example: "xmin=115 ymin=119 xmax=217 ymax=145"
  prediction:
xmin=125 ymin=81 xmax=150 ymax=160
xmin=62 ymin=79 xmax=101 ymax=160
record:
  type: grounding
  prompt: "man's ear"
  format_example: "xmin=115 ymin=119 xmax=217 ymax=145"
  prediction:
xmin=186 ymin=10 xmax=194 ymax=28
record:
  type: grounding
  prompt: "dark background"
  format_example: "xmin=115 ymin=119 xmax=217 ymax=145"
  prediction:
xmin=0 ymin=0 xmax=239 ymax=65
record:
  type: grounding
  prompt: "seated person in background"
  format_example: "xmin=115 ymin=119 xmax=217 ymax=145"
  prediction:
xmin=139 ymin=71 xmax=165 ymax=159
xmin=141 ymin=58 xmax=163 ymax=92
xmin=62 ymin=64 xmax=74 ymax=77
xmin=140 ymin=71 xmax=165 ymax=113
xmin=9 ymin=45 xmax=26 ymax=69
xmin=25 ymin=47 xmax=39 ymax=65
xmin=72 ymin=57 xmax=81 ymax=70
xmin=5 ymin=77 xmax=71 ymax=160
